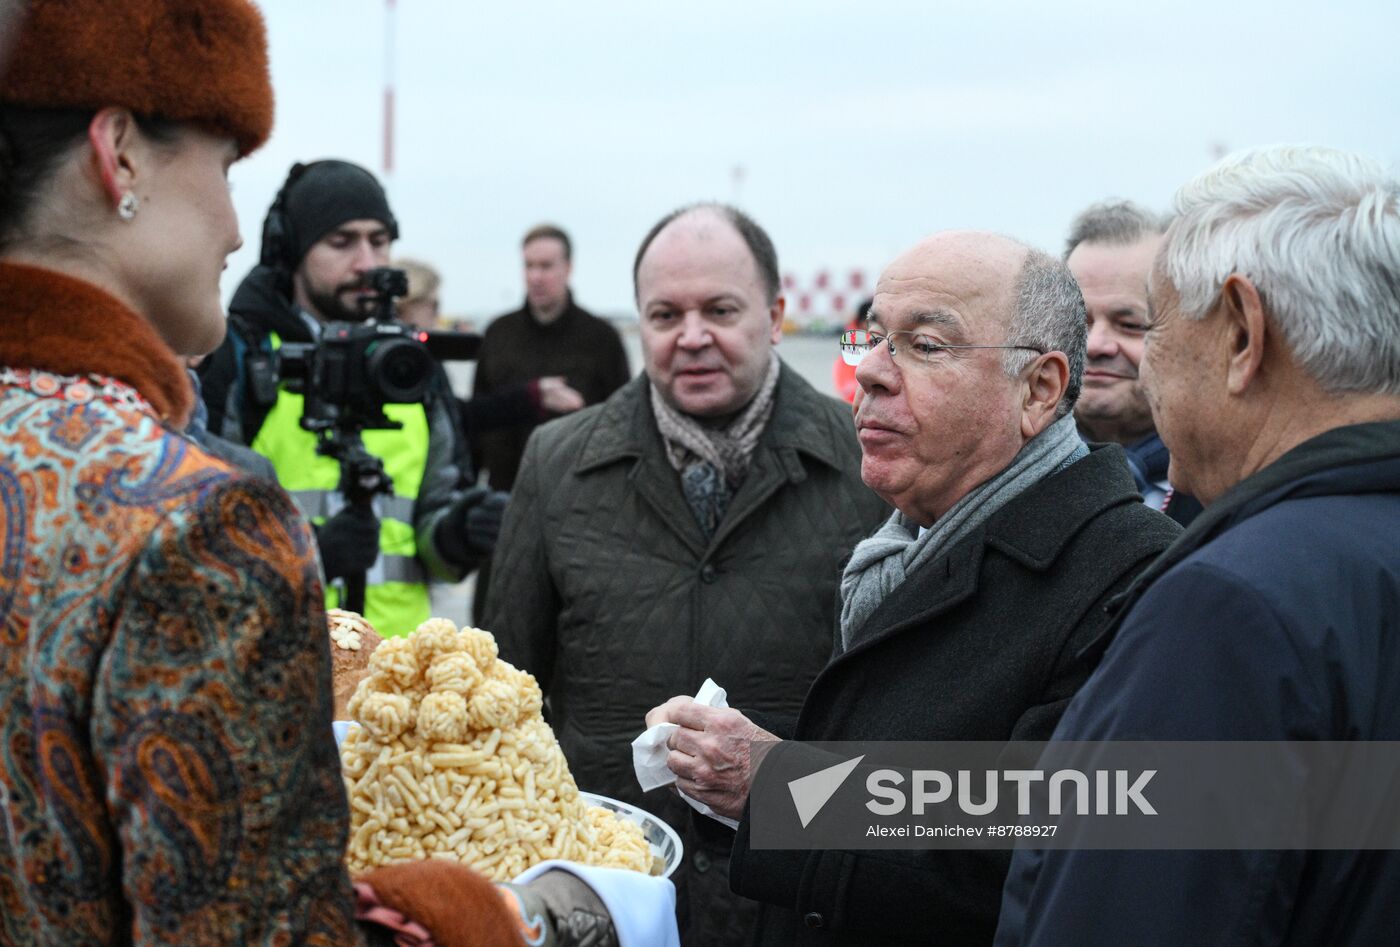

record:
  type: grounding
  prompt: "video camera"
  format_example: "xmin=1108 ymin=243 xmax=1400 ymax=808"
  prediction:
xmin=270 ymin=267 xmax=479 ymax=612
xmin=278 ymin=267 xmax=479 ymax=435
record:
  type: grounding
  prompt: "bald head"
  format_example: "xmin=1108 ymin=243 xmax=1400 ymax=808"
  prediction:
xmin=633 ymin=202 xmax=780 ymax=304
xmin=637 ymin=208 xmax=761 ymax=300
xmin=855 ymin=230 xmax=1083 ymax=523
xmin=871 ymin=230 xmax=1086 ymax=419
xmin=875 ymin=231 xmax=1030 ymax=335
xmin=886 ymin=229 xmax=1031 ymax=270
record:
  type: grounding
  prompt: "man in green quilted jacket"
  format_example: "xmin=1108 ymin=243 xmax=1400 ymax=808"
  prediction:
xmin=486 ymin=203 xmax=889 ymax=946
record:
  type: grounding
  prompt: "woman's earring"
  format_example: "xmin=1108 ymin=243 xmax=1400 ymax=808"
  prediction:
xmin=117 ymin=192 xmax=139 ymax=221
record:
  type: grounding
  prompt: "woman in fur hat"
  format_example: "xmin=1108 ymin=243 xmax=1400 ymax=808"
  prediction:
xmin=0 ymin=3 xmax=674 ymax=946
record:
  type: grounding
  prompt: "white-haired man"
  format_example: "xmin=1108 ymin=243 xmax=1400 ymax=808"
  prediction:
xmin=996 ymin=145 xmax=1400 ymax=944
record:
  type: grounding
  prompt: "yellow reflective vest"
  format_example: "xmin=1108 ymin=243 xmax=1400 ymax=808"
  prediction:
xmin=251 ymin=333 xmax=431 ymax=635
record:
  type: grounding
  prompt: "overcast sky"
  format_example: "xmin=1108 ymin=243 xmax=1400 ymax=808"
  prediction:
xmin=224 ymin=0 xmax=1400 ymax=319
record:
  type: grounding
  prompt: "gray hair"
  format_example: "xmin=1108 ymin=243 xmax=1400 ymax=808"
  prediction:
xmin=1163 ymin=144 xmax=1400 ymax=396
xmin=1003 ymin=248 xmax=1087 ymax=419
xmin=1063 ymin=199 xmax=1168 ymax=260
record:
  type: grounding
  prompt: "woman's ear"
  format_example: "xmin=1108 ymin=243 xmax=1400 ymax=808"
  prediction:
xmin=86 ymin=108 xmax=142 ymax=211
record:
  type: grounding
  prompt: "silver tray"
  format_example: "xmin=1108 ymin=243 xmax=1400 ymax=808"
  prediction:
xmin=581 ymin=791 xmax=683 ymax=879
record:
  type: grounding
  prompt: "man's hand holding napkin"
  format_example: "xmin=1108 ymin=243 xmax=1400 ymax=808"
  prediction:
xmin=636 ymin=680 xmax=779 ymax=825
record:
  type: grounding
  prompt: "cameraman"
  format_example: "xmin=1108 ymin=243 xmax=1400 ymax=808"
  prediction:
xmin=200 ymin=160 xmax=504 ymax=635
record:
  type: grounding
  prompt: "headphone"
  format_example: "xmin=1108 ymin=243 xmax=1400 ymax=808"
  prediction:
xmin=258 ymin=160 xmax=401 ymax=295
xmin=258 ymin=161 xmax=311 ymax=275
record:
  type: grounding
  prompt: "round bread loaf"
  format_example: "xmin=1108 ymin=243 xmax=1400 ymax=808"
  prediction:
xmin=328 ymin=608 xmax=383 ymax=720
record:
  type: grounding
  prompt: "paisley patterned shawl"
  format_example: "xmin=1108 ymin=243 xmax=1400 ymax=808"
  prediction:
xmin=0 ymin=263 xmax=359 ymax=943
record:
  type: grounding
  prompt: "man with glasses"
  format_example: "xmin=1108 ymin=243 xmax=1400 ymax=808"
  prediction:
xmin=486 ymin=203 xmax=888 ymax=946
xmin=647 ymin=230 xmax=1180 ymax=944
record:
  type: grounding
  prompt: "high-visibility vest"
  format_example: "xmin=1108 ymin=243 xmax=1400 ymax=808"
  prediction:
xmin=251 ymin=332 xmax=432 ymax=636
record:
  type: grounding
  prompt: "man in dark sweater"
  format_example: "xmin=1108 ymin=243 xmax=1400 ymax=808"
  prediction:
xmin=471 ymin=224 xmax=631 ymax=623
xmin=472 ymin=224 xmax=631 ymax=492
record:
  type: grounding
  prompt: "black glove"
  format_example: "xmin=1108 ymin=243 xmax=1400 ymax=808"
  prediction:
xmin=464 ymin=490 xmax=509 ymax=554
xmin=433 ymin=487 xmax=510 ymax=567
xmin=315 ymin=504 xmax=380 ymax=580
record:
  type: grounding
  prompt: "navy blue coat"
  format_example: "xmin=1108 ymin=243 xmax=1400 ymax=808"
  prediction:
xmin=997 ymin=420 xmax=1400 ymax=946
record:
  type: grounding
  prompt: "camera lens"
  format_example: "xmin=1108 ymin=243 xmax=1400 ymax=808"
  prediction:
xmin=366 ymin=338 xmax=433 ymax=403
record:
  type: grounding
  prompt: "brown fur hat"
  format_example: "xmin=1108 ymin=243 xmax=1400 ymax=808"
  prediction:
xmin=0 ymin=0 xmax=274 ymax=156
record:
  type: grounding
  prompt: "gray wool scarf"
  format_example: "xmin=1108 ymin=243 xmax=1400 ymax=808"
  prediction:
xmin=651 ymin=352 xmax=781 ymax=537
xmin=838 ymin=413 xmax=1087 ymax=651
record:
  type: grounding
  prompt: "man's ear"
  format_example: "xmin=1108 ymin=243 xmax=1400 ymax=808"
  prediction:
xmin=1220 ymin=273 xmax=1267 ymax=396
xmin=1021 ymin=351 xmax=1069 ymax=438
xmin=768 ymin=295 xmax=786 ymax=345
xmin=86 ymin=108 xmax=143 ymax=210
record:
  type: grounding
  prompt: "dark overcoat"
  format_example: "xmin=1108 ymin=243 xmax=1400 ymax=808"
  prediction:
xmin=729 ymin=444 xmax=1182 ymax=945
xmin=996 ymin=421 xmax=1400 ymax=946
xmin=486 ymin=365 xmax=890 ymax=946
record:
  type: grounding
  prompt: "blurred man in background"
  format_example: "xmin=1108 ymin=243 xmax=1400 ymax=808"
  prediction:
xmin=473 ymin=223 xmax=631 ymax=490
xmin=471 ymin=223 xmax=631 ymax=621
xmin=1065 ymin=200 xmax=1200 ymax=524
xmin=402 ymin=255 xmax=591 ymax=465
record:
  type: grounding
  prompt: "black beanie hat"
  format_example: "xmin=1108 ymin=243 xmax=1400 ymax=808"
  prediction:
xmin=261 ymin=159 xmax=399 ymax=271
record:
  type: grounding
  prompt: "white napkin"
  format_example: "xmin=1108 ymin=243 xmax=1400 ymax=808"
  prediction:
xmin=631 ymin=679 xmax=740 ymax=830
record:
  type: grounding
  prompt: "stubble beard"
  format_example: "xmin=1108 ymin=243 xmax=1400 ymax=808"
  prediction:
xmin=306 ymin=283 xmax=373 ymax=323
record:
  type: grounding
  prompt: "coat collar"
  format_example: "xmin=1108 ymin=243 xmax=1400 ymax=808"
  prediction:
xmin=228 ymin=263 xmax=314 ymax=342
xmin=574 ymin=364 xmax=852 ymax=558
xmin=506 ymin=292 xmax=586 ymax=331
xmin=0 ymin=262 xmax=192 ymax=425
xmin=833 ymin=443 xmax=1140 ymax=662
xmin=1106 ymin=419 xmax=1400 ymax=619
xmin=576 ymin=362 xmax=848 ymax=476
xmin=982 ymin=442 xmax=1141 ymax=569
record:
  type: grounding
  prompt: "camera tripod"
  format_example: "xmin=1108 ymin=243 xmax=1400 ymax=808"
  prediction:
xmin=317 ymin=426 xmax=395 ymax=615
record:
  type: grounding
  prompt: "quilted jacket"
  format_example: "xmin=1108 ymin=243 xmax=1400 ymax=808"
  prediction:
xmin=485 ymin=366 xmax=888 ymax=946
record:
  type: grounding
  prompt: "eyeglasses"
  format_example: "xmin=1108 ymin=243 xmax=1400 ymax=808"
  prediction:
xmin=839 ymin=329 xmax=1044 ymax=367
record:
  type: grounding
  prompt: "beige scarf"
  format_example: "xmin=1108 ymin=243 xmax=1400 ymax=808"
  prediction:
xmin=650 ymin=352 xmax=781 ymax=536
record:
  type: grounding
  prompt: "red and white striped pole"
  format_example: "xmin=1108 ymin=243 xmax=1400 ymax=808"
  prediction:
xmin=383 ymin=0 xmax=397 ymax=176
